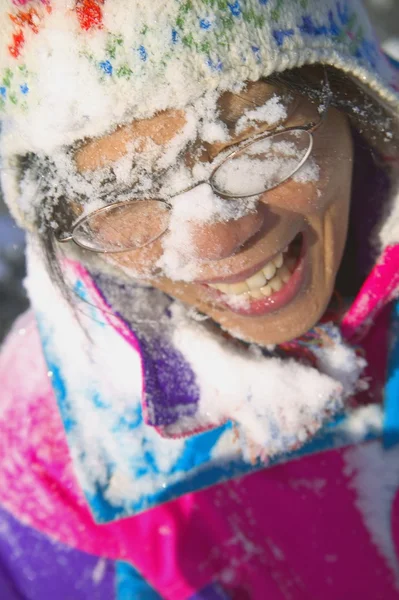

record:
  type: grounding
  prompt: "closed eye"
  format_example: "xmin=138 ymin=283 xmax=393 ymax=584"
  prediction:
xmin=205 ymin=94 xmax=301 ymax=162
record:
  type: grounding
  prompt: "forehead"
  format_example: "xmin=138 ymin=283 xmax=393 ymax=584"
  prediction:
xmin=74 ymin=80 xmax=281 ymax=172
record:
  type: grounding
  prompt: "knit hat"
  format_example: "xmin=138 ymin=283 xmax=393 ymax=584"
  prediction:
xmin=1 ymin=0 xmax=399 ymax=230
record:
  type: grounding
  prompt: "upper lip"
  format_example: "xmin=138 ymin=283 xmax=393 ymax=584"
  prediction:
xmin=194 ymin=231 xmax=301 ymax=285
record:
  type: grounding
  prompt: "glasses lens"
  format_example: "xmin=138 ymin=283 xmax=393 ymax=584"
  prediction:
xmin=211 ymin=129 xmax=312 ymax=197
xmin=72 ymin=200 xmax=169 ymax=252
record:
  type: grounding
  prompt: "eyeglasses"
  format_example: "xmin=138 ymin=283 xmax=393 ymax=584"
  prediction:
xmin=56 ymin=87 xmax=331 ymax=254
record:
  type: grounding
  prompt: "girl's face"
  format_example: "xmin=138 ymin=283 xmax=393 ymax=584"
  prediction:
xmin=74 ymin=81 xmax=353 ymax=345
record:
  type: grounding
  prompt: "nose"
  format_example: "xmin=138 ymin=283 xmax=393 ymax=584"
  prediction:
xmin=189 ymin=208 xmax=264 ymax=261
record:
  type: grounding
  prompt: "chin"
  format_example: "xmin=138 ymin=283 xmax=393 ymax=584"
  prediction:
xmin=209 ymin=270 xmax=336 ymax=347
xmin=217 ymin=301 xmax=329 ymax=345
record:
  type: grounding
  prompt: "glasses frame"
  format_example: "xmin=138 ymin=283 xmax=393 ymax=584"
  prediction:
xmin=57 ymin=80 xmax=332 ymax=254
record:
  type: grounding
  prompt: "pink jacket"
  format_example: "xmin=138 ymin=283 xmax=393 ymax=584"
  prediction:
xmin=1 ymin=244 xmax=399 ymax=599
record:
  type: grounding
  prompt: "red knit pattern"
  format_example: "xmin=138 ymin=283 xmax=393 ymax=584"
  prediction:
xmin=8 ymin=29 xmax=25 ymax=58
xmin=7 ymin=1 xmax=51 ymax=59
xmin=75 ymin=0 xmax=104 ymax=31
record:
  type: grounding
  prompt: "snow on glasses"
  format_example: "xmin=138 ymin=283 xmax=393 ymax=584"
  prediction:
xmin=56 ymin=78 xmax=332 ymax=254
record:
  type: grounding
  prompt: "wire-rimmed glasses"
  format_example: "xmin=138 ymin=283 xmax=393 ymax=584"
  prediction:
xmin=56 ymin=85 xmax=331 ymax=254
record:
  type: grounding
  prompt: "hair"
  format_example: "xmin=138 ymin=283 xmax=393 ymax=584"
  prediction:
xmin=18 ymin=65 xmax=397 ymax=306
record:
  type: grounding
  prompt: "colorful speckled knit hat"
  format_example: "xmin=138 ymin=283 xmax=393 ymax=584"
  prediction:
xmin=1 ymin=0 xmax=399 ymax=149
xmin=1 ymin=0 xmax=399 ymax=229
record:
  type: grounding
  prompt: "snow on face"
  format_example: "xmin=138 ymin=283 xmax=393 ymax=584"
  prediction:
xmin=24 ymin=87 xmax=300 ymax=282
xmin=235 ymin=95 xmax=288 ymax=134
xmin=23 ymin=85 xmax=289 ymax=215
xmin=158 ymin=183 xmax=258 ymax=281
xmin=19 ymin=78 xmax=358 ymax=353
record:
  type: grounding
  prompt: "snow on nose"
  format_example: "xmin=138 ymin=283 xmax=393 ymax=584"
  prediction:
xmin=157 ymin=183 xmax=261 ymax=280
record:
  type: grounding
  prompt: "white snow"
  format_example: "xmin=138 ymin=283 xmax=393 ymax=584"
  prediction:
xmin=167 ymin=305 xmax=363 ymax=458
xmin=10 ymin=88 xmax=293 ymax=264
xmin=337 ymin=405 xmax=383 ymax=441
xmin=24 ymin=239 xmax=189 ymax=506
xmin=235 ymin=96 xmax=288 ymax=134
xmin=383 ymin=38 xmax=399 ymax=61
xmin=213 ymin=132 xmax=319 ymax=196
xmin=344 ymin=441 xmax=399 ymax=582
xmin=313 ymin=339 xmax=367 ymax=400
xmin=157 ymin=183 xmax=257 ymax=281
xmin=221 ymin=293 xmax=251 ymax=312
xmin=292 ymin=156 xmax=320 ymax=183
xmin=201 ymin=121 xmax=230 ymax=144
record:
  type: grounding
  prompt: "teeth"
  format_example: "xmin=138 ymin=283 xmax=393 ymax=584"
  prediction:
xmin=249 ymin=289 xmax=263 ymax=299
xmin=260 ymin=284 xmax=272 ymax=297
xmin=273 ymin=253 xmax=283 ymax=269
xmin=269 ymin=276 xmax=283 ymax=292
xmin=229 ymin=282 xmax=249 ymax=295
xmin=263 ymin=262 xmax=276 ymax=280
xmin=246 ymin=271 xmax=267 ymax=290
xmin=279 ymin=265 xmax=291 ymax=283
xmin=209 ymin=282 xmax=229 ymax=292
xmin=207 ymin=248 xmax=295 ymax=298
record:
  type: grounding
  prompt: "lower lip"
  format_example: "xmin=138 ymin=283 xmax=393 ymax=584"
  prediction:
xmin=206 ymin=238 xmax=307 ymax=317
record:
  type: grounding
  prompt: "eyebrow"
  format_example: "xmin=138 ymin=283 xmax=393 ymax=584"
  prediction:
xmin=218 ymin=83 xmax=291 ymax=131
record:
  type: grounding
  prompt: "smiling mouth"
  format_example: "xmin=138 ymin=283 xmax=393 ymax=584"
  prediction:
xmin=204 ymin=233 xmax=305 ymax=316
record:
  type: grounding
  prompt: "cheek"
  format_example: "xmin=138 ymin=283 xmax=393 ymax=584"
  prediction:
xmin=260 ymin=178 xmax=324 ymax=216
xmin=262 ymin=141 xmax=353 ymax=219
xmin=105 ymin=240 xmax=164 ymax=276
